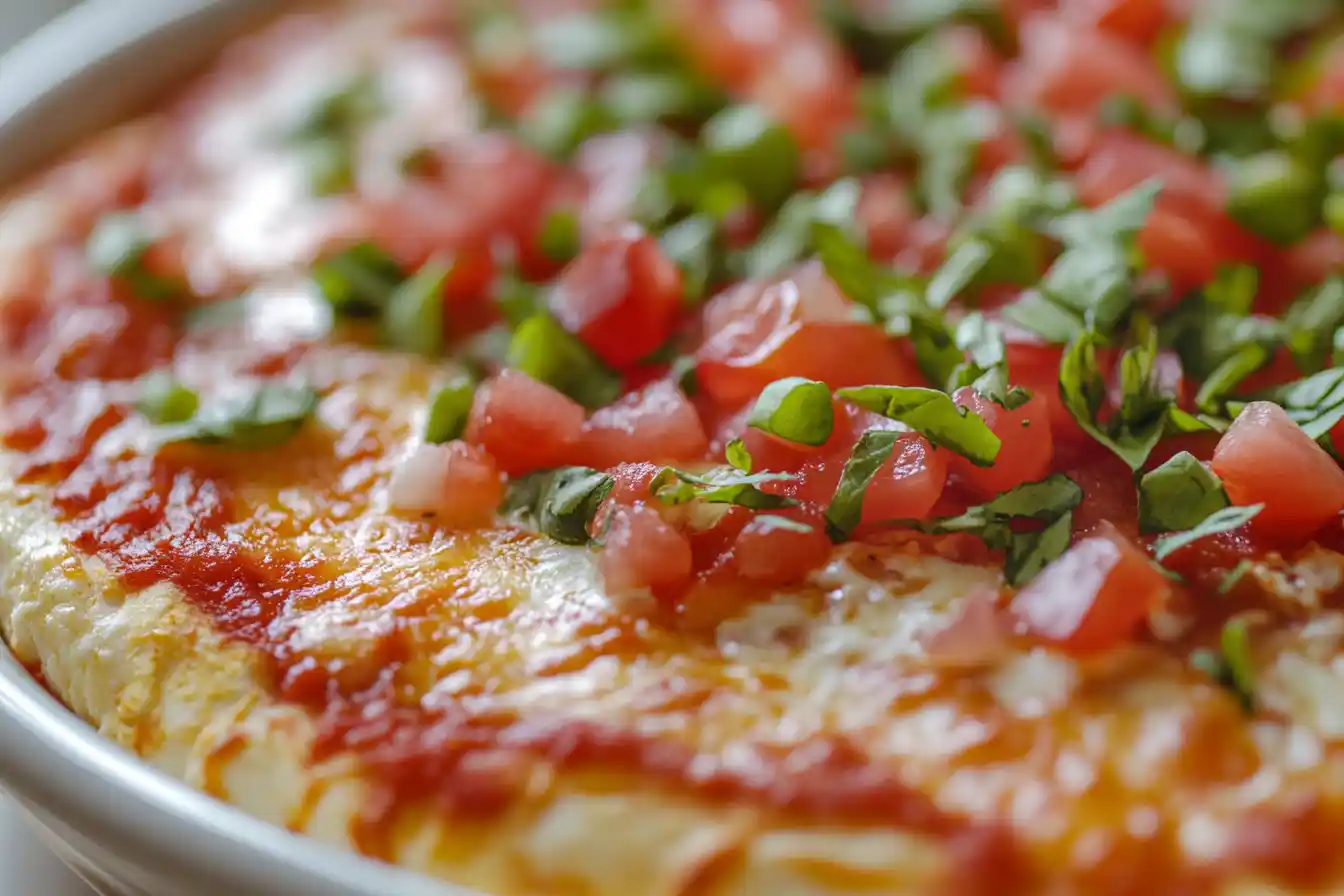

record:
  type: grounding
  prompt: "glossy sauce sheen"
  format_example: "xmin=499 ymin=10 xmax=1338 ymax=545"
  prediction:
xmin=5 ymin=2 xmax=1344 ymax=895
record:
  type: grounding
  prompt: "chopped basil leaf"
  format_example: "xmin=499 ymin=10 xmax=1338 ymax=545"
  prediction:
xmin=1001 ymin=289 xmax=1085 ymax=343
xmin=1005 ymin=511 xmax=1074 ymax=586
xmin=824 ymin=429 xmax=901 ymax=541
xmin=424 ymin=375 xmax=476 ymax=445
xmin=1256 ymin=365 xmax=1344 ymax=440
xmin=533 ymin=10 xmax=667 ymax=71
xmin=1191 ymin=618 xmax=1257 ymax=712
xmin=287 ymin=73 xmax=383 ymax=195
xmin=1224 ymin=150 xmax=1323 ymax=245
xmin=505 ymin=466 xmax=615 ymax=546
xmin=1218 ymin=559 xmax=1254 ymax=595
xmin=811 ymin=219 xmax=898 ymax=318
xmin=1194 ymin=344 xmax=1272 ymax=414
xmin=926 ymin=238 xmax=992 ymax=309
xmin=748 ymin=377 xmax=834 ymax=447
xmin=1152 ymin=504 xmax=1265 ymax=562
xmin=740 ymin=179 xmax=862 ymax=279
xmin=650 ymin=466 xmax=796 ymax=510
xmin=1285 ymin=277 xmax=1344 ymax=374
xmin=136 ymin=372 xmax=199 ymax=425
xmin=381 ymin=261 xmax=449 ymax=357
xmin=538 ymin=209 xmax=581 ymax=265
xmin=668 ymin=353 xmax=700 ymax=397
xmin=600 ymin=70 xmax=725 ymax=127
xmin=159 ymin=383 xmax=320 ymax=450
xmin=701 ymin=104 xmax=800 ymax=213
xmin=521 ymin=86 xmax=615 ymax=159
xmin=910 ymin=313 xmax=966 ymax=391
xmin=836 ymin=385 xmax=1001 ymax=466
xmin=658 ymin=214 xmax=721 ymax=303
xmin=1049 ymin=179 xmax=1162 ymax=247
xmin=538 ymin=467 xmax=615 ymax=546
xmin=86 ymin=213 xmax=183 ymax=302
xmin=494 ymin=270 xmax=543 ymax=328
xmin=310 ymin=243 xmax=404 ymax=318
xmin=506 ymin=314 xmax=623 ymax=410
xmin=1059 ymin=330 xmax=1167 ymax=470
xmin=899 ymin=474 xmax=1083 ymax=585
xmin=725 ymin=438 xmax=753 ymax=473
xmin=1138 ymin=451 xmax=1230 ymax=533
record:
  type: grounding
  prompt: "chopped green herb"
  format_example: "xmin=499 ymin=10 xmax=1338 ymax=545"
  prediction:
xmin=1257 ymin=365 xmax=1344 ymax=440
xmin=898 ymin=474 xmax=1084 ymax=585
xmin=1224 ymin=150 xmax=1323 ymax=246
xmin=538 ymin=209 xmax=582 ymax=265
xmin=1194 ymin=344 xmax=1273 ymax=415
xmin=287 ymin=73 xmax=383 ymax=195
xmin=1138 ymin=451 xmax=1230 ymax=533
xmin=424 ymin=375 xmax=476 ymax=445
xmin=824 ymin=429 xmax=903 ymax=541
xmin=86 ymin=213 xmax=183 ymax=302
xmin=650 ymin=466 xmax=796 ymax=510
xmin=701 ymin=104 xmax=801 ymax=213
xmin=658 ymin=214 xmax=721 ymax=303
xmin=750 ymin=514 xmax=815 ymax=535
xmin=926 ymin=238 xmax=992 ymax=310
xmin=600 ymin=70 xmax=725 ymax=126
xmin=136 ymin=372 xmax=200 ymax=425
xmin=310 ymin=243 xmax=404 ymax=318
xmin=747 ymin=377 xmax=835 ymax=447
xmin=835 ymin=385 xmax=1001 ymax=466
xmin=1059 ymin=329 xmax=1173 ymax=471
xmin=725 ymin=438 xmax=753 ymax=472
xmin=1152 ymin=504 xmax=1265 ymax=562
xmin=520 ymin=86 xmax=615 ymax=159
xmin=381 ymin=260 xmax=449 ymax=357
xmin=505 ymin=466 xmax=615 ymax=546
xmin=1218 ymin=559 xmax=1254 ymax=594
xmin=506 ymin=314 xmax=623 ymax=410
xmin=1285 ymin=277 xmax=1344 ymax=374
xmin=159 ymin=383 xmax=320 ymax=450
xmin=739 ymin=178 xmax=863 ymax=279
xmin=1191 ymin=617 xmax=1257 ymax=712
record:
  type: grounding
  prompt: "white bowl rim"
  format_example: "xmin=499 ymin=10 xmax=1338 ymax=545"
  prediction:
xmin=0 ymin=3 xmax=470 ymax=893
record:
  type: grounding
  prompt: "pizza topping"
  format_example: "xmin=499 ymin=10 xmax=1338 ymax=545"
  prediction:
xmin=1011 ymin=526 xmax=1172 ymax=653
xmin=504 ymin=465 xmax=615 ymax=546
xmin=746 ymin=377 xmax=835 ymax=447
xmin=388 ymin=440 xmax=503 ymax=527
xmin=1191 ymin=616 xmax=1258 ymax=712
xmin=157 ymin=382 xmax=320 ymax=450
xmin=424 ymin=374 xmax=477 ymax=445
xmin=86 ymin=212 xmax=185 ymax=303
xmin=136 ymin=371 xmax=200 ymax=425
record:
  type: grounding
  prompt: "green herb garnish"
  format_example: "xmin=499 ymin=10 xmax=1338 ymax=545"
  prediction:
xmin=748 ymin=378 xmax=835 ymax=447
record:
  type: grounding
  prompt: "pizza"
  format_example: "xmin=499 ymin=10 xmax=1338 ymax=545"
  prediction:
xmin=3 ymin=0 xmax=1344 ymax=893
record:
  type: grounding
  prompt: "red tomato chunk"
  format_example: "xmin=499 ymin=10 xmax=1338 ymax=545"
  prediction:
xmin=1212 ymin=402 xmax=1344 ymax=539
xmin=465 ymin=370 xmax=585 ymax=476
xmin=1012 ymin=527 xmax=1171 ymax=653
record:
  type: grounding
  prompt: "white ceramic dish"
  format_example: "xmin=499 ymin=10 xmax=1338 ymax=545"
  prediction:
xmin=0 ymin=3 xmax=467 ymax=894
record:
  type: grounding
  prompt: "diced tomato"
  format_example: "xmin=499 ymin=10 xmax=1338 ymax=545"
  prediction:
xmin=599 ymin=503 xmax=695 ymax=597
xmin=729 ymin=513 xmax=833 ymax=585
xmin=1061 ymin=0 xmax=1167 ymax=44
xmin=1212 ymin=402 xmax=1344 ymax=538
xmin=386 ymin=441 xmax=502 ymax=528
xmin=859 ymin=433 xmax=950 ymax=525
xmin=1002 ymin=326 xmax=1104 ymax=444
xmin=749 ymin=29 xmax=857 ymax=158
xmin=948 ymin=387 xmax=1054 ymax=498
xmin=1285 ymin=230 xmax=1344 ymax=291
xmin=944 ymin=25 xmax=1005 ymax=101
xmin=922 ymin=590 xmax=1013 ymax=669
xmin=464 ymin=370 xmax=586 ymax=475
xmin=1073 ymin=133 xmax=1271 ymax=289
xmin=548 ymin=228 xmax=684 ymax=368
xmin=575 ymin=380 xmax=708 ymax=469
xmin=696 ymin=261 xmax=918 ymax=408
xmin=857 ymin=174 xmax=918 ymax=262
xmin=1055 ymin=442 xmax=1139 ymax=537
xmin=1011 ymin=526 xmax=1171 ymax=653
xmin=1004 ymin=16 xmax=1177 ymax=118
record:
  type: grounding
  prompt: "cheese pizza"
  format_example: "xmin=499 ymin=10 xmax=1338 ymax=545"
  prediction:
xmin=4 ymin=1 xmax=1344 ymax=894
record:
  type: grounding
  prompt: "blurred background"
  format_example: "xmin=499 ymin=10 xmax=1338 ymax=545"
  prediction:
xmin=1 ymin=6 xmax=92 ymax=896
